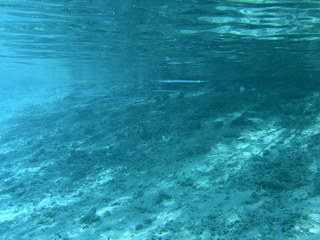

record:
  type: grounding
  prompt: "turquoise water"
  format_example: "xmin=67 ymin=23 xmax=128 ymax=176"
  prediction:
xmin=1 ymin=0 xmax=319 ymax=88
xmin=0 ymin=1 xmax=320 ymax=240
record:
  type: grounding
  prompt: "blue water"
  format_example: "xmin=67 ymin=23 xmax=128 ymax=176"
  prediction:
xmin=0 ymin=1 xmax=320 ymax=240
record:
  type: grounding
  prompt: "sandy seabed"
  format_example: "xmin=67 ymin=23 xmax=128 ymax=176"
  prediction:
xmin=1 ymin=84 xmax=320 ymax=240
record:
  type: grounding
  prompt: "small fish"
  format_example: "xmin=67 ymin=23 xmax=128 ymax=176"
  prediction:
xmin=156 ymin=79 xmax=209 ymax=83
xmin=73 ymin=94 xmax=146 ymax=101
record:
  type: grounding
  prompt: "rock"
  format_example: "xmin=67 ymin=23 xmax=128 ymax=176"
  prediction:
xmin=80 ymin=207 xmax=100 ymax=224
xmin=135 ymin=224 xmax=144 ymax=231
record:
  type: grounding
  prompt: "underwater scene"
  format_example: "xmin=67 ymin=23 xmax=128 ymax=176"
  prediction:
xmin=1 ymin=0 xmax=320 ymax=239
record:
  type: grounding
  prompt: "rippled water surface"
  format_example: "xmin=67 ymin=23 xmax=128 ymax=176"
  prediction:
xmin=0 ymin=0 xmax=319 ymax=87
xmin=0 ymin=0 xmax=320 ymax=71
